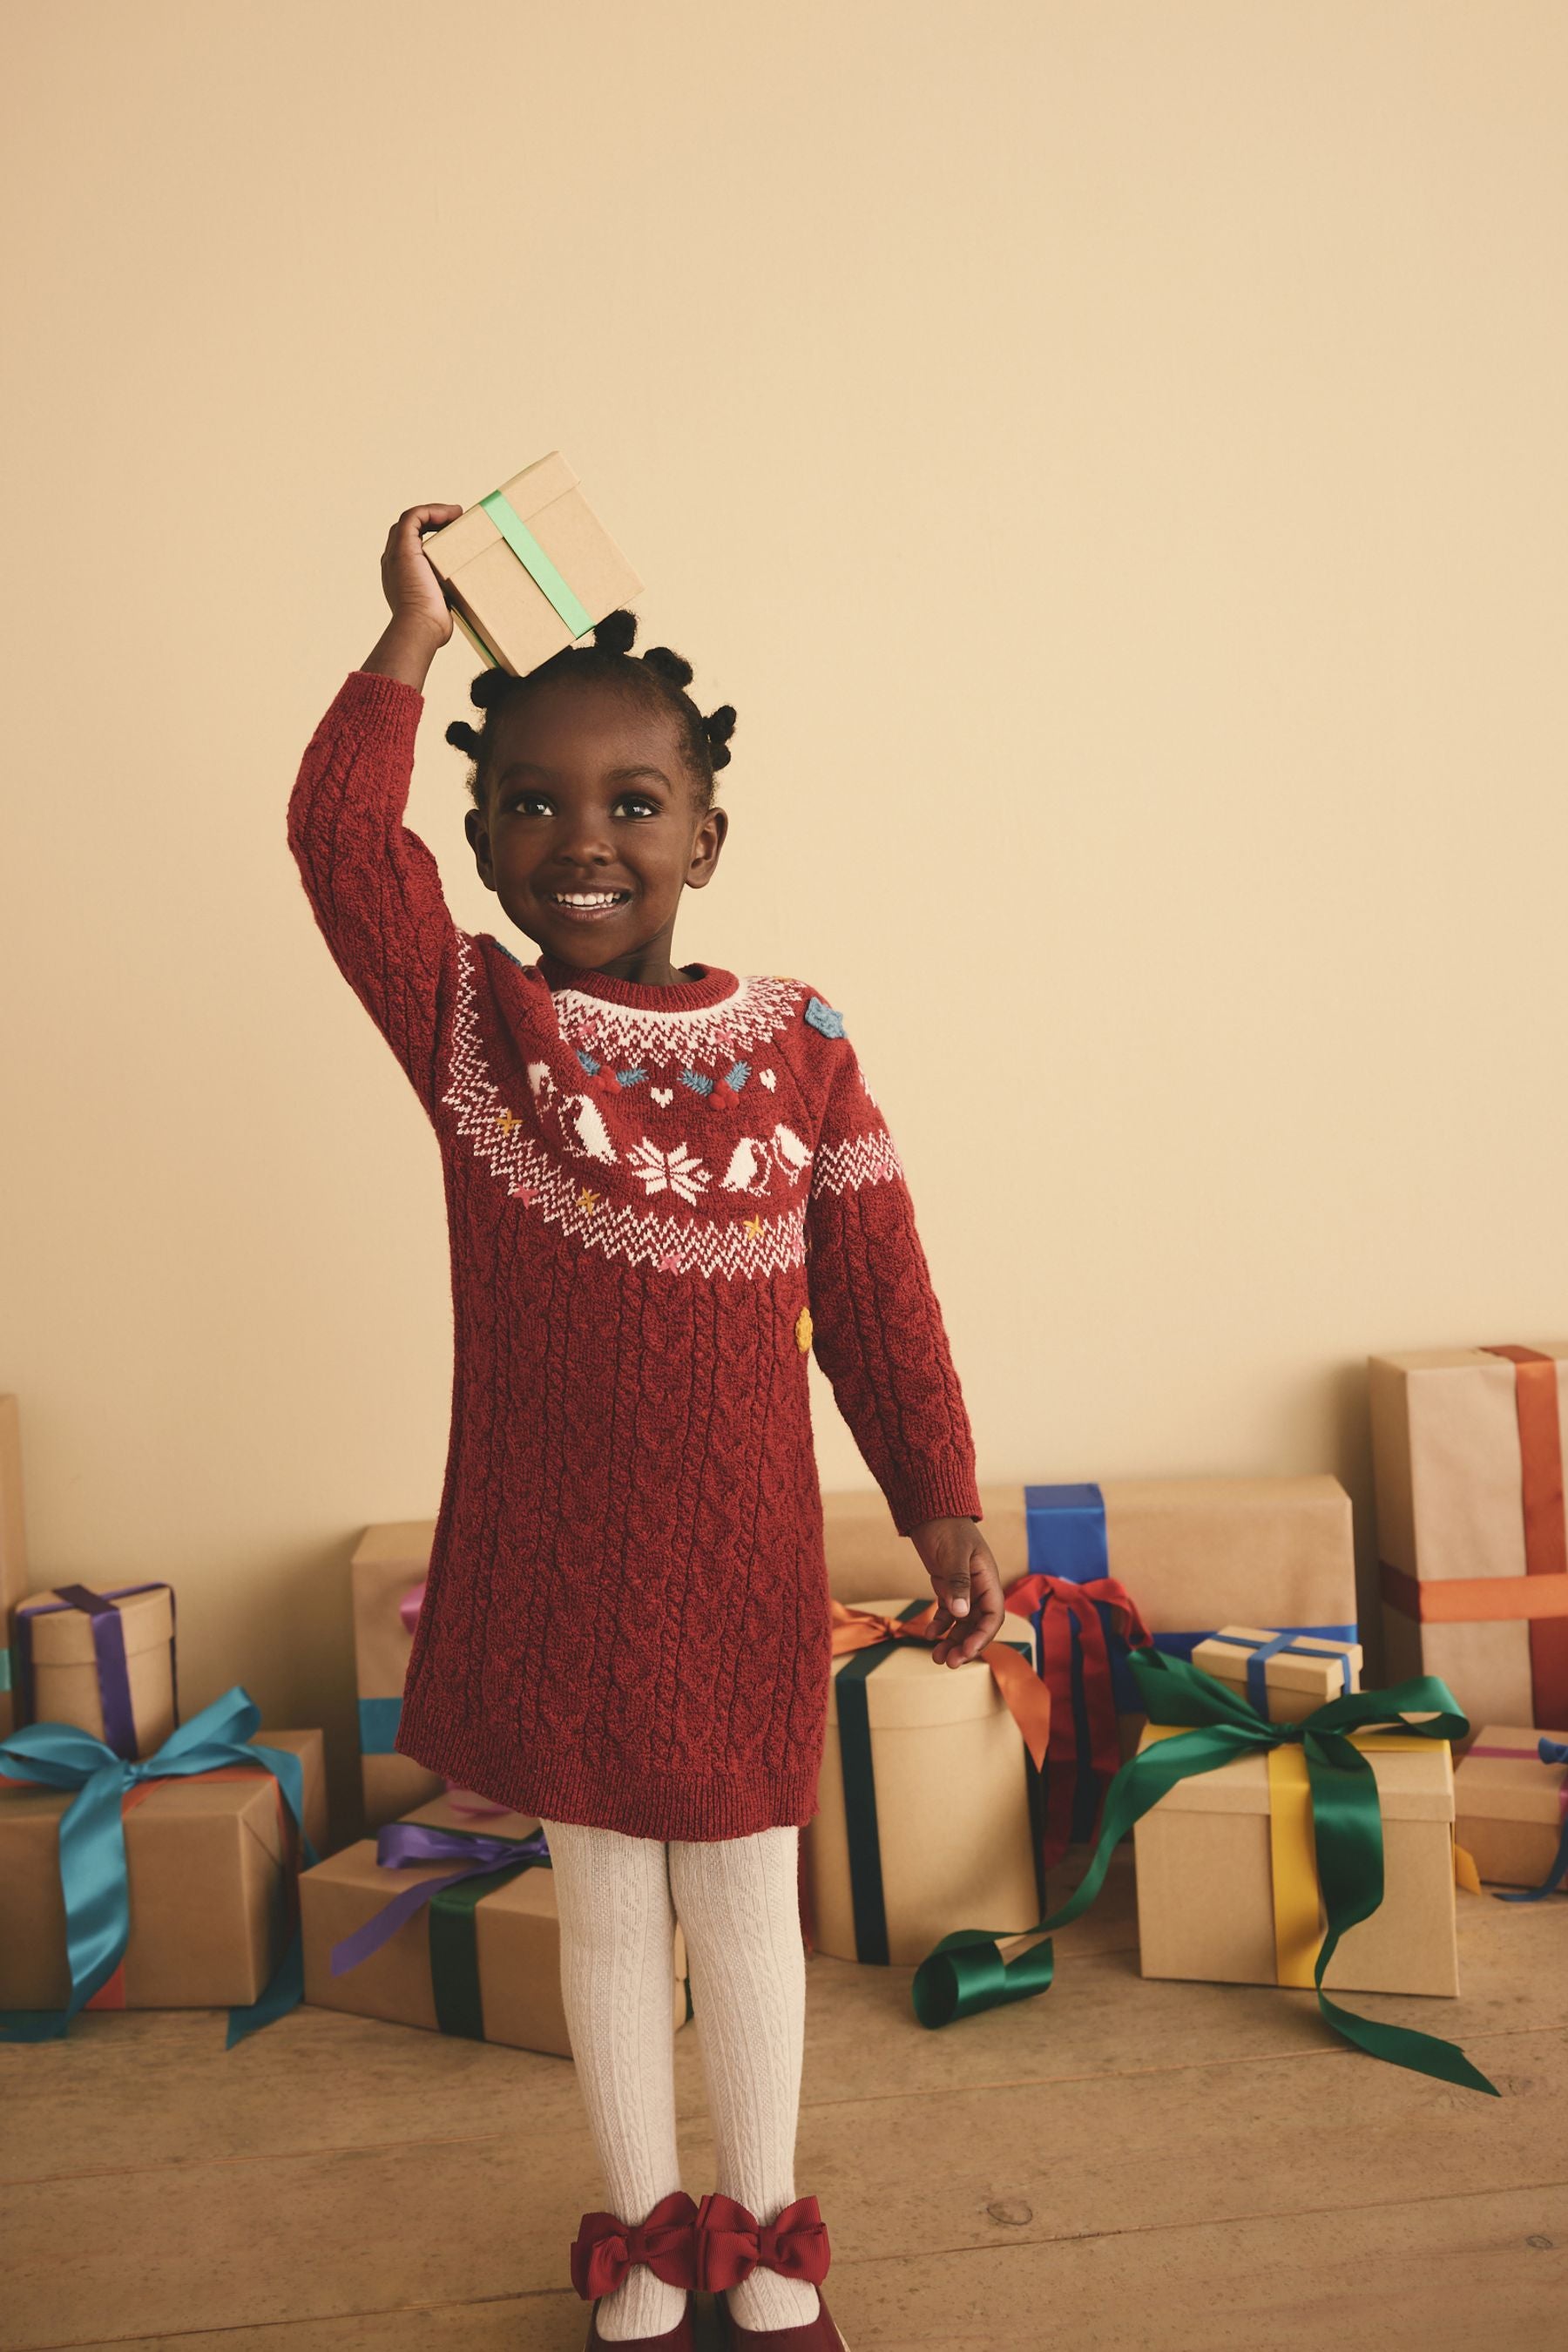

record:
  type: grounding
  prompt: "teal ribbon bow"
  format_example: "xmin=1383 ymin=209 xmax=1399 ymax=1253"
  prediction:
xmin=911 ymin=1647 xmax=1498 ymax=2097
xmin=0 ymin=1685 xmax=320 ymax=2046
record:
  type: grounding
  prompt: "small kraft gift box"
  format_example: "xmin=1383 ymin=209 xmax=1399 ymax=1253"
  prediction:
xmin=301 ymin=1791 xmax=690 ymax=2054
xmin=420 ymin=451 xmax=643 ymax=676
xmin=352 ymin=1519 xmax=449 ymax=1829
xmin=0 ymin=1724 xmax=328 ymax=2017
xmin=801 ymin=1597 xmax=1050 ymax=1967
xmin=1132 ymin=1724 xmax=1461 ymax=1996
xmin=1453 ymin=1725 xmax=1568 ymax=1895
xmin=14 ymin=1583 xmax=179 ymax=1758
xmin=1189 ymin=1625 xmax=1363 ymax=1724
xmin=1370 ymin=1343 xmax=1568 ymax=1733
xmin=0 ymin=1396 xmax=28 ymax=1740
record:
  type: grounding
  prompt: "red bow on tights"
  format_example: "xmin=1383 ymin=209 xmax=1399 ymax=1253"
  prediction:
xmin=693 ymin=2192 xmax=832 ymax=2291
xmin=570 ymin=2190 xmax=700 ymax=2301
xmin=1004 ymin=1571 xmax=1151 ymax=1872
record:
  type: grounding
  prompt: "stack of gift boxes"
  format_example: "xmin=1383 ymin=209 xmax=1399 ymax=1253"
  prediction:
xmin=804 ymin=1349 xmax=1568 ymax=2084
xmin=0 ymin=1394 xmax=331 ymax=2042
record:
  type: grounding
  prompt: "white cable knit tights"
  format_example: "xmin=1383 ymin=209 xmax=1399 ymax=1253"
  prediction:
xmin=539 ymin=1817 xmax=818 ymax=2342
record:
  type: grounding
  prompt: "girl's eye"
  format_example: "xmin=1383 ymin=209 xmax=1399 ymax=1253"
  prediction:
xmin=508 ymin=794 xmax=659 ymax=817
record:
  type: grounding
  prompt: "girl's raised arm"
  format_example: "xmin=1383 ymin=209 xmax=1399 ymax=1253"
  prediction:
xmin=286 ymin=505 xmax=467 ymax=1119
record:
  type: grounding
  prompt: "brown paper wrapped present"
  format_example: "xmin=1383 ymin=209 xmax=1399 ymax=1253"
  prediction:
xmin=14 ymin=1583 xmax=178 ymax=1758
xmin=421 ymin=451 xmax=643 ymax=676
xmin=1132 ymin=1723 xmax=1459 ymax=1996
xmin=0 ymin=1396 xmax=28 ymax=1740
xmin=352 ymin=1519 xmax=449 ymax=1828
xmin=802 ymin=1598 xmax=1048 ymax=1967
xmin=827 ymin=1477 xmax=1354 ymax=1659
xmin=1453 ymin=1723 xmax=1568 ymax=1893
xmin=1188 ymin=1625 xmax=1363 ymax=1724
xmin=301 ymin=1791 xmax=689 ymax=2054
xmin=1370 ymin=1344 xmax=1568 ymax=1732
xmin=0 ymin=1728 xmax=327 ymax=2013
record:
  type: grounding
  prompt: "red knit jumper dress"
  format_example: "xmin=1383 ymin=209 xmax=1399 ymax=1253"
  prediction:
xmin=287 ymin=668 xmax=983 ymax=1840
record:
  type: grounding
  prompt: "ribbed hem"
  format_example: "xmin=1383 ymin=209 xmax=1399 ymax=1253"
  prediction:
xmin=395 ymin=1702 xmax=822 ymax=1841
xmin=885 ymin=1462 xmax=985 ymax=1541
xmin=535 ymin=946 xmax=739 ymax=1011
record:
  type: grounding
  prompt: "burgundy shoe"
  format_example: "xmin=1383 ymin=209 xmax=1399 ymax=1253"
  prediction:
xmin=696 ymin=2193 xmax=846 ymax=2350
xmin=571 ymin=2190 xmax=699 ymax=2352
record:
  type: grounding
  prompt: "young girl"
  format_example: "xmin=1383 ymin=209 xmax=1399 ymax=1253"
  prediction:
xmin=287 ymin=504 xmax=1006 ymax=2351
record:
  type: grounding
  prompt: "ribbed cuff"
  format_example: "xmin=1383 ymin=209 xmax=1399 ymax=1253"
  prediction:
xmin=342 ymin=666 xmax=425 ymax=732
xmin=886 ymin=1460 xmax=985 ymax=1540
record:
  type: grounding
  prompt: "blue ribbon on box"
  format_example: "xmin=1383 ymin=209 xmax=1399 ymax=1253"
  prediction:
xmin=1022 ymin=1484 xmax=1358 ymax=1713
xmin=359 ymin=1695 xmax=403 ymax=1755
xmin=1202 ymin=1626 xmax=1354 ymax=1717
xmin=0 ymin=1686 xmax=320 ymax=2045
xmin=1496 ymin=1736 xmax=1568 ymax=1903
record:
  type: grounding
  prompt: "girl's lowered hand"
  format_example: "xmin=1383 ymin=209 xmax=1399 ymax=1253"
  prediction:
xmin=909 ymin=1517 xmax=1008 ymax=1666
xmin=379 ymin=503 xmax=466 ymax=645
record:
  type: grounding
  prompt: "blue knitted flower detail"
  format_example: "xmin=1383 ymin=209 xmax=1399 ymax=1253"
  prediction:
xmin=804 ymin=996 xmax=846 ymax=1039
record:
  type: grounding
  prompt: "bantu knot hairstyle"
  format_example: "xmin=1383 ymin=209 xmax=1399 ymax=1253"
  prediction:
xmin=443 ymin=608 xmax=739 ymax=811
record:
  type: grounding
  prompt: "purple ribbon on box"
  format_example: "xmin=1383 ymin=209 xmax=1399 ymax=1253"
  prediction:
xmin=329 ymin=1820 xmax=551 ymax=1976
xmin=15 ymin=1584 xmax=179 ymax=1762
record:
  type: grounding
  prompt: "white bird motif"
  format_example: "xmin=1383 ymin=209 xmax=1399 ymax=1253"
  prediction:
xmin=525 ymin=1061 xmax=618 ymax=1164
xmin=720 ymin=1123 xmax=814 ymax=1195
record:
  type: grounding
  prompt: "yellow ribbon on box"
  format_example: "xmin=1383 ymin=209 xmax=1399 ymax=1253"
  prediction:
xmin=1143 ymin=1725 xmax=1438 ymax=1988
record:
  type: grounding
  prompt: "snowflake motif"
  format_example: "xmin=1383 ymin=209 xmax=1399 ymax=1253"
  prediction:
xmin=625 ymin=1138 xmax=713 ymax=1204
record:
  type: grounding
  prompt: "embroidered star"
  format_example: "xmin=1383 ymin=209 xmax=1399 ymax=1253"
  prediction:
xmin=577 ymin=1188 xmax=600 ymax=1213
xmin=496 ymin=1108 xmax=519 ymax=1133
xmin=743 ymin=1213 xmax=765 ymax=1240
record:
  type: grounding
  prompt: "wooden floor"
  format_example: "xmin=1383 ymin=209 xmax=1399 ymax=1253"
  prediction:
xmin=3 ymin=1854 xmax=1565 ymax=2352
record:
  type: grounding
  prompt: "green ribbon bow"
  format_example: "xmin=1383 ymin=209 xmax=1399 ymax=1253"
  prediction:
xmin=0 ymin=1684 xmax=320 ymax=2046
xmin=911 ymin=1647 xmax=1498 ymax=2097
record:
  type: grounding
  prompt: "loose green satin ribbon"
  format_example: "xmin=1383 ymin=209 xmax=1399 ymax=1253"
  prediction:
xmin=912 ymin=1648 xmax=1499 ymax=2096
xmin=0 ymin=1685 xmax=321 ymax=2046
xmin=478 ymin=490 xmax=593 ymax=639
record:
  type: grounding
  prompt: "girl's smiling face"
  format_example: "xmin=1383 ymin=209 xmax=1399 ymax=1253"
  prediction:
xmin=463 ymin=676 xmax=727 ymax=982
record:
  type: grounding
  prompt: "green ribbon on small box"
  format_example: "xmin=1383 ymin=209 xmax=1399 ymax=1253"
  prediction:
xmin=452 ymin=489 xmax=594 ymax=670
xmin=910 ymin=1646 xmax=1498 ymax=2098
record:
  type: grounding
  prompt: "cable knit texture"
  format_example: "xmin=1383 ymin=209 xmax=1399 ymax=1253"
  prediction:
xmin=287 ymin=668 xmax=983 ymax=1838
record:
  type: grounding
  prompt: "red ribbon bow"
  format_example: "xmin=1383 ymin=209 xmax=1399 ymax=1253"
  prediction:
xmin=1004 ymin=1571 xmax=1150 ymax=1872
xmin=693 ymin=2192 xmax=832 ymax=2291
xmin=570 ymin=2189 xmax=700 ymax=2301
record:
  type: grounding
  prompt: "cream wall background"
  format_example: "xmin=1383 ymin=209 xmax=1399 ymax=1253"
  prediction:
xmin=3 ymin=3 xmax=1565 ymax=1835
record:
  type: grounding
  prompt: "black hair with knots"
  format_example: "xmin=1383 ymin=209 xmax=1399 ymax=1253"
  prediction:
xmin=443 ymin=608 xmax=738 ymax=811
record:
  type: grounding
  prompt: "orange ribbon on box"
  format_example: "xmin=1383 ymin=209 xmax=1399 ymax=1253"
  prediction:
xmin=1380 ymin=1343 xmax=1568 ymax=1725
xmin=828 ymin=1598 xmax=1051 ymax=1768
